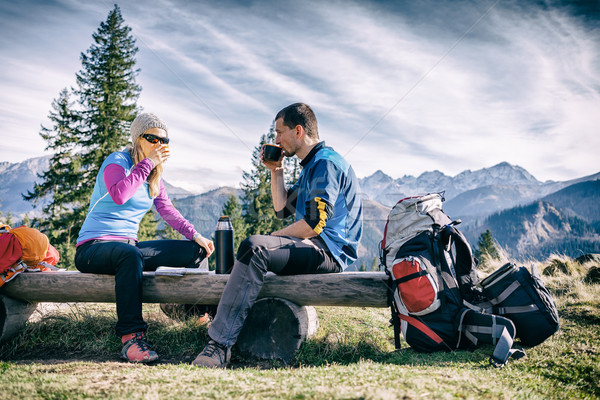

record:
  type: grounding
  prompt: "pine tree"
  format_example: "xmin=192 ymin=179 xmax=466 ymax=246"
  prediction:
xmin=371 ymin=257 xmax=380 ymax=272
xmin=137 ymin=208 xmax=158 ymax=241
xmin=241 ymin=123 xmax=299 ymax=235
xmin=23 ymin=88 xmax=83 ymax=249
xmin=221 ymin=194 xmax=248 ymax=253
xmin=74 ymin=4 xmax=141 ymax=221
xmin=157 ymin=198 xmax=183 ymax=240
xmin=24 ymin=5 xmax=141 ymax=264
xmin=20 ymin=214 xmax=31 ymax=227
xmin=474 ymin=229 xmax=500 ymax=264
xmin=0 ymin=211 xmax=15 ymax=226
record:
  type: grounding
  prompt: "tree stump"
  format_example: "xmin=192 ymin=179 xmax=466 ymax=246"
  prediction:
xmin=236 ymin=297 xmax=319 ymax=362
xmin=0 ymin=294 xmax=37 ymax=343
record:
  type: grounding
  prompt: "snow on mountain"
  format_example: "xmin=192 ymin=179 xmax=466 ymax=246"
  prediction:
xmin=0 ymin=156 xmax=50 ymax=218
xmin=359 ymin=162 xmax=543 ymax=206
xmin=0 ymin=156 xmax=192 ymax=220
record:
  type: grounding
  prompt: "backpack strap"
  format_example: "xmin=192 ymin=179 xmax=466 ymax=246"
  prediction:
xmin=386 ymin=274 xmax=402 ymax=350
xmin=457 ymin=309 xmax=526 ymax=368
xmin=489 ymin=326 xmax=526 ymax=368
xmin=440 ymin=224 xmax=482 ymax=302
xmin=390 ymin=300 xmax=402 ymax=350
xmin=431 ymin=228 xmax=459 ymax=301
xmin=386 ymin=269 xmax=448 ymax=350
xmin=485 ymin=280 xmax=540 ymax=315
xmin=397 ymin=313 xmax=446 ymax=347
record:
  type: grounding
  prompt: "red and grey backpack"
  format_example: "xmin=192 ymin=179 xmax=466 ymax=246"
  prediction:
xmin=380 ymin=193 xmax=525 ymax=366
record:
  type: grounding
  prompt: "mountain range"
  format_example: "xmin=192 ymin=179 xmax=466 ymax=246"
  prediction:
xmin=1 ymin=156 xmax=598 ymax=266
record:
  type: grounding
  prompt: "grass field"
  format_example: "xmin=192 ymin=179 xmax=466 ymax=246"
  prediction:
xmin=0 ymin=256 xmax=598 ymax=399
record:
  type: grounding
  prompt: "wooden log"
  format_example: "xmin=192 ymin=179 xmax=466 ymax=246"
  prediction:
xmin=236 ymin=297 xmax=319 ymax=362
xmin=0 ymin=295 xmax=38 ymax=343
xmin=0 ymin=271 xmax=389 ymax=307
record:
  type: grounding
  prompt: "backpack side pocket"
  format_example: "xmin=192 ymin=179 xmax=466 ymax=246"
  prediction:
xmin=391 ymin=255 xmax=441 ymax=316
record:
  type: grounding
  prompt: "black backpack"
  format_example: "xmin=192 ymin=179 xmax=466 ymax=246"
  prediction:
xmin=380 ymin=193 xmax=526 ymax=366
xmin=476 ymin=262 xmax=560 ymax=347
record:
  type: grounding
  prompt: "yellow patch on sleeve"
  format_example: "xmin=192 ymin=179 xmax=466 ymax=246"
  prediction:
xmin=313 ymin=197 xmax=328 ymax=234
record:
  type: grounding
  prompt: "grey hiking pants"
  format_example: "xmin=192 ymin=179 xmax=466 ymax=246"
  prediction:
xmin=208 ymin=234 xmax=341 ymax=347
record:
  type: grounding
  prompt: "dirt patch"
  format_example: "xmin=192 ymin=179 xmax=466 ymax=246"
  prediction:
xmin=28 ymin=302 xmax=77 ymax=323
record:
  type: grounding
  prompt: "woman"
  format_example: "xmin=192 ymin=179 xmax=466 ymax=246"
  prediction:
xmin=75 ymin=113 xmax=214 ymax=363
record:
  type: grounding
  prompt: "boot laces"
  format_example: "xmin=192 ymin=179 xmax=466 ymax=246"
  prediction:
xmin=131 ymin=332 xmax=152 ymax=351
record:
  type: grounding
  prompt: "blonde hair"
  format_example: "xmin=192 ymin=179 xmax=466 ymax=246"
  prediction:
xmin=128 ymin=139 xmax=163 ymax=198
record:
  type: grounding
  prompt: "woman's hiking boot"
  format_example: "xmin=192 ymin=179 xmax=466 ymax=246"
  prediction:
xmin=121 ymin=332 xmax=158 ymax=363
xmin=192 ymin=340 xmax=230 ymax=368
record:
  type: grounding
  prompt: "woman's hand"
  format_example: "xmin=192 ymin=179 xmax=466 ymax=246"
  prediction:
xmin=194 ymin=234 xmax=215 ymax=257
xmin=147 ymin=144 xmax=170 ymax=167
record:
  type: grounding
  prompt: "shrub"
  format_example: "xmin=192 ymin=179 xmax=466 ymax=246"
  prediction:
xmin=542 ymin=255 xmax=579 ymax=276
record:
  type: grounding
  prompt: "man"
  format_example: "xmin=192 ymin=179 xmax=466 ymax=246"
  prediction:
xmin=192 ymin=103 xmax=363 ymax=368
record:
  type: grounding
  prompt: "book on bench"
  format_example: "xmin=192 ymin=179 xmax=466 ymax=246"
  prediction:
xmin=154 ymin=267 xmax=212 ymax=276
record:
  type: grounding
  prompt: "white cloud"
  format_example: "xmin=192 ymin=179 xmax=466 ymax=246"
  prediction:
xmin=0 ymin=0 xmax=598 ymax=187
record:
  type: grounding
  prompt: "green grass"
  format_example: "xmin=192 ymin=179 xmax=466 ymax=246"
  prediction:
xmin=0 ymin=258 xmax=599 ymax=399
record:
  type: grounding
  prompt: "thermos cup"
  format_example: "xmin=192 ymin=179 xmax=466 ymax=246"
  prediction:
xmin=215 ymin=216 xmax=234 ymax=274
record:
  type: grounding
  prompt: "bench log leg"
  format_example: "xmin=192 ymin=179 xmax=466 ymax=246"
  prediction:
xmin=236 ymin=297 xmax=318 ymax=362
xmin=0 ymin=294 xmax=38 ymax=343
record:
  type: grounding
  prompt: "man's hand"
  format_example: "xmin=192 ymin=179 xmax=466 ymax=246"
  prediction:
xmin=261 ymin=144 xmax=284 ymax=172
xmin=263 ymin=144 xmax=288 ymax=212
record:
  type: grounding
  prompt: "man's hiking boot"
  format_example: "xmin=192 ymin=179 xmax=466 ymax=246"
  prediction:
xmin=121 ymin=332 xmax=158 ymax=363
xmin=192 ymin=340 xmax=231 ymax=368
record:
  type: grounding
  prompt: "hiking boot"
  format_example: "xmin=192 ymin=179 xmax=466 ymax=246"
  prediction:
xmin=121 ymin=332 xmax=159 ymax=363
xmin=192 ymin=340 xmax=231 ymax=368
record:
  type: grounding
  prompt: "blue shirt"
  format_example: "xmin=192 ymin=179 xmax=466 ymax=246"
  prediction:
xmin=285 ymin=142 xmax=363 ymax=269
xmin=77 ymin=151 xmax=153 ymax=244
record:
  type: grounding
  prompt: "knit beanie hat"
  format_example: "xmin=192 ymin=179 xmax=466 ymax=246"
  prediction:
xmin=130 ymin=113 xmax=168 ymax=143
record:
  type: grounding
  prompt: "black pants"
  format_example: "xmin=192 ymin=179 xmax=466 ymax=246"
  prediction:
xmin=75 ymin=239 xmax=206 ymax=336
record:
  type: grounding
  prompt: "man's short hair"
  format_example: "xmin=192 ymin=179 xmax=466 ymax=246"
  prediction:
xmin=275 ymin=103 xmax=319 ymax=139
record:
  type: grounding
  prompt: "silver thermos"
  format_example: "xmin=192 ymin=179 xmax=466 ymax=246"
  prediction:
xmin=215 ymin=216 xmax=234 ymax=274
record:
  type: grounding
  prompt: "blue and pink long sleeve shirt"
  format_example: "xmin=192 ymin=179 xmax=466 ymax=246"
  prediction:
xmin=76 ymin=150 xmax=197 ymax=246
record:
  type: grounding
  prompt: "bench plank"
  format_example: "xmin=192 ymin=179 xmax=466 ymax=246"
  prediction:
xmin=1 ymin=271 xmax=390 ymax=308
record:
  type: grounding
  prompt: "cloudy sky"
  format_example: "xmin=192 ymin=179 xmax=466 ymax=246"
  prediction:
xmin=1 ymin=0 xmax=599 ymax=193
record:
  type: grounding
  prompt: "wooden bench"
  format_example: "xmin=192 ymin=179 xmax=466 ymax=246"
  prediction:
xmin=0 ymin=270 xmax=389 ymax=361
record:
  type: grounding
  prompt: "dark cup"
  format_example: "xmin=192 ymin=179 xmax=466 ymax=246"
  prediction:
xmin=263 ymin=144 xmax=283 ymax=162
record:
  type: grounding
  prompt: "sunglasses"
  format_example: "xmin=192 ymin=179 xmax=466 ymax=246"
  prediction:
xmin=141 ymin=133 xmax=170 ymax=145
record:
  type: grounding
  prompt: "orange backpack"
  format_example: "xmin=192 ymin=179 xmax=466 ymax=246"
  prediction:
xmin=7 ymin=226 xmax=50 ymax=266
xmin=0 ymin=225 xmax=59 ymax=269
xmin=0 ymin=225 xmax=59 ymax=286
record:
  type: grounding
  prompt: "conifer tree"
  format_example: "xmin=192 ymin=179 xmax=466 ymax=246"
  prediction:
xmin=221 ymin=194 xmax=247 ymax=253
xmin=23 ymin=88 xmax=84 ymax=260
xmin=474 ymin=229 xmax=500 ymax=264
xmin=25 ymin=5 xmax=141 ymax=260
xmin=157 ymin=198 xmax=183 ymax=240
xmin=75 ymin=4 xmax=141 ymax=203
xmin=371 ymin=257 xmax=380 ymax=271
xmin=137 ymin=209 xmax=158 ymax=241
xmin=0 ymin=210 xmax=14 ymax=226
